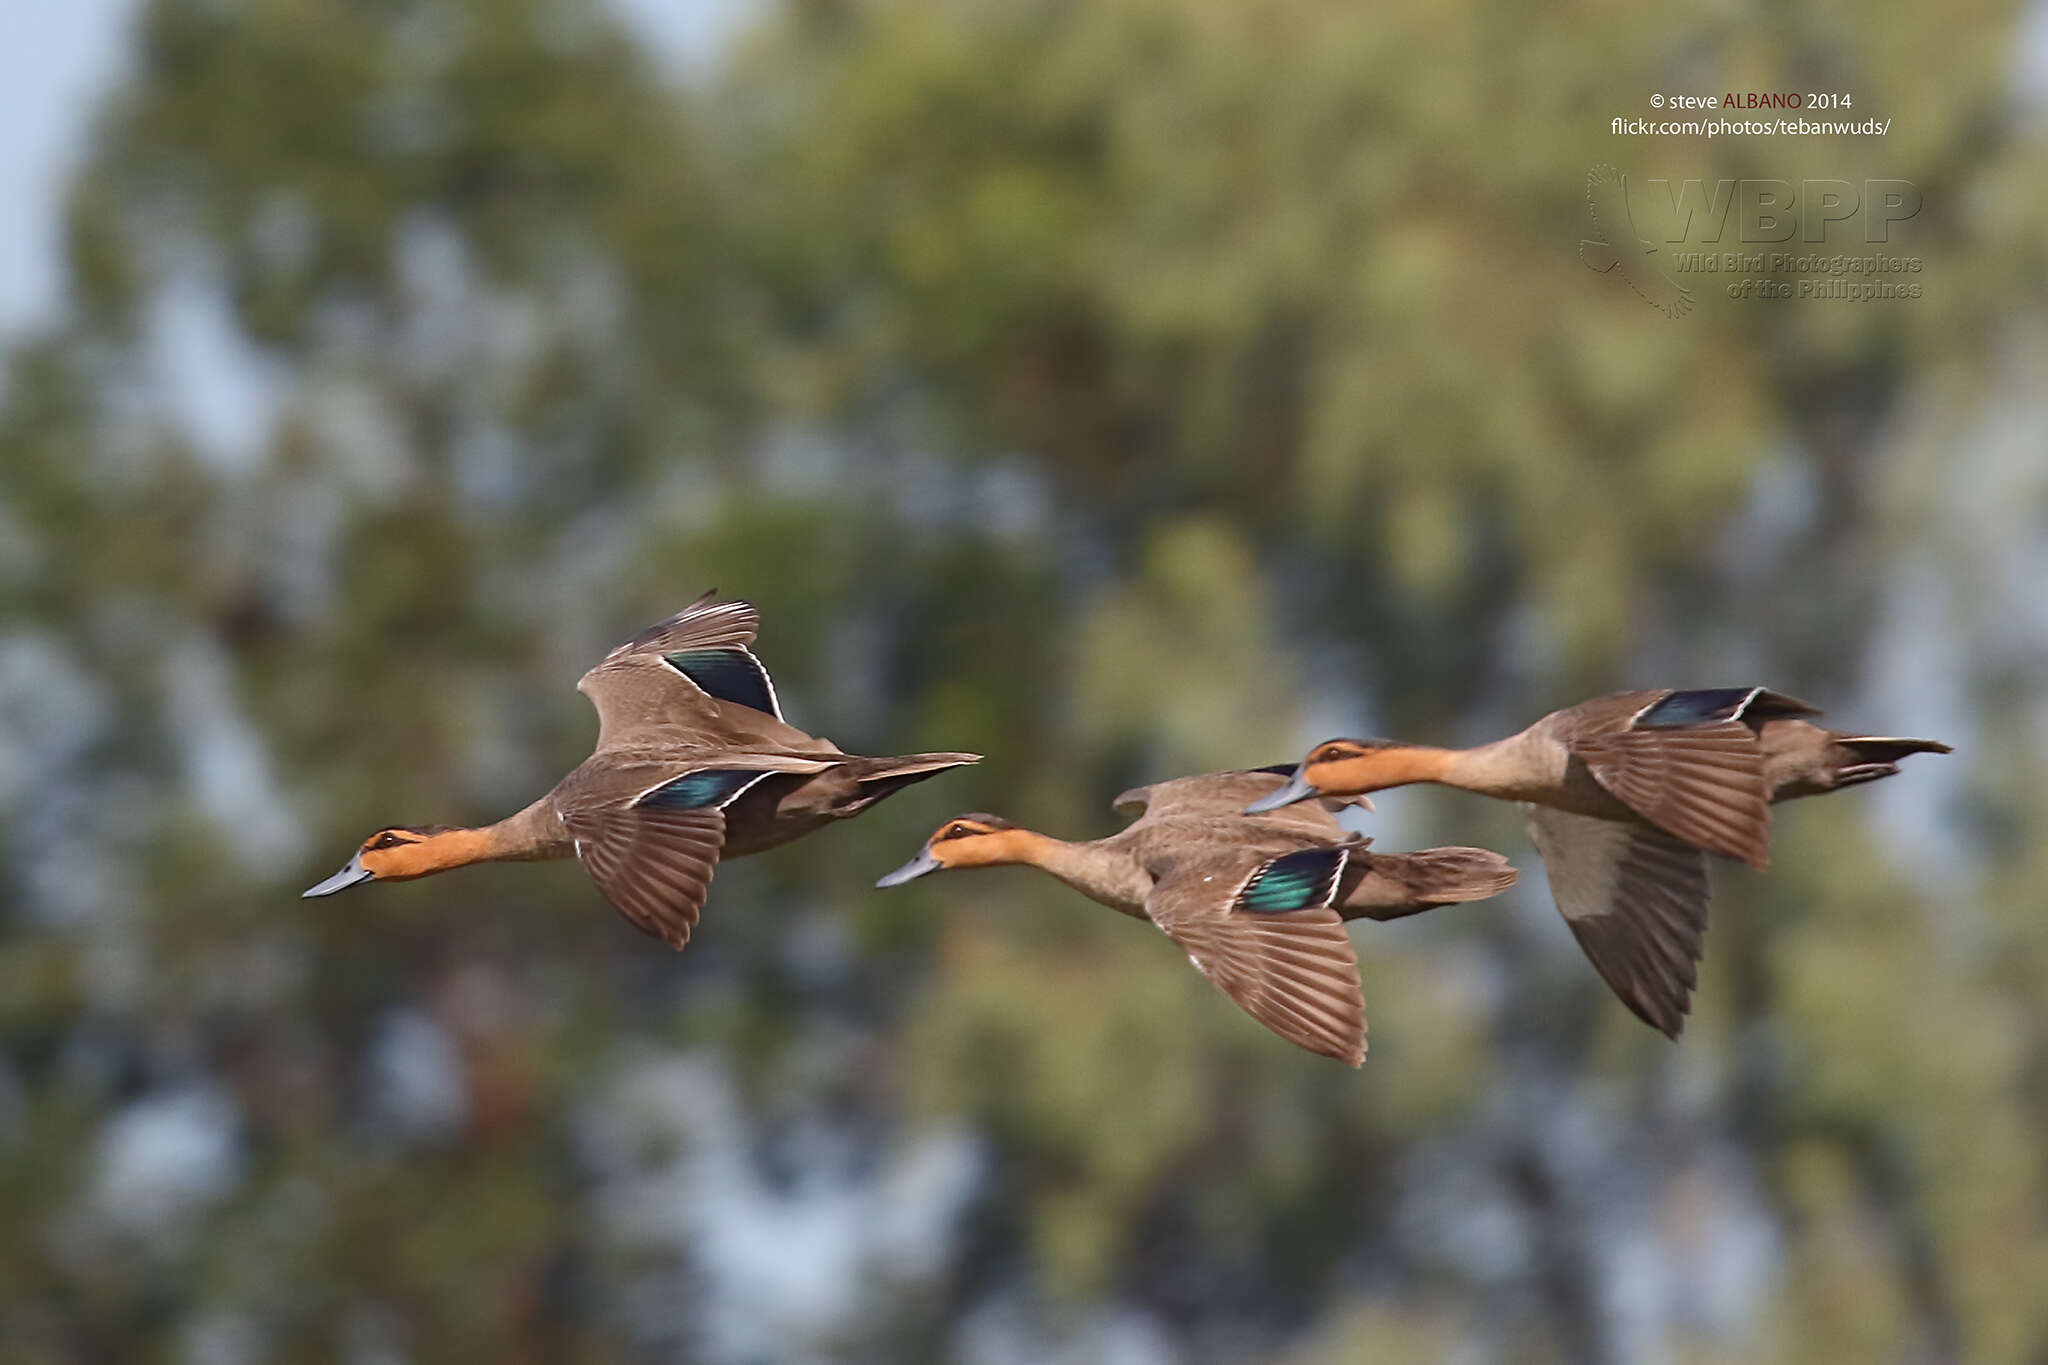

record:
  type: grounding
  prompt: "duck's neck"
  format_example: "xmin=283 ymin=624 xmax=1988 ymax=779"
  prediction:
xmin=1433 ymin=736 xmax=1551 ymax=801
xmin=486 ymin=796 xmax=573 ymax=860
xmin=1010 ymin=831 xmax=1150 ymax=915
xmin=1343 ymin=745 xmax=1459 ymax=792
xmin=1332 ymin=741 xmax=1540 ymax=800
xmin=419 ymin=798 xmax=570 ymax=873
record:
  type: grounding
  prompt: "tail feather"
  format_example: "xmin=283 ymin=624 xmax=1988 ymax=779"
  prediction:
xmin=1838 ymin=735 xmax=1953 ymax=763
xmin=1343 ymin=846 xmax=1519 ymax=922
xmin=1772 ymin=731 xmax=1950 ymax=801
xmin=1825 ymin=735 xmax=1950 ymax=792
xmin=1407 ymin=847 xmax=1522 ymax=903
xmin=858 ymin=751 xmax=982 ymax=780
xmin=841 ymin=752 xmax=980 ymax=812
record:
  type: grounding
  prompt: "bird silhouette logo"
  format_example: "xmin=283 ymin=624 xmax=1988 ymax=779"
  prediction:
xmin=1580 ymin=165 xmax=1694 ymax=318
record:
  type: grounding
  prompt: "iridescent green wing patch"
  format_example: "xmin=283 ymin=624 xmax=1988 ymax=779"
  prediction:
xmin=1633 ymin=688 xmax=1757 ymax=729
xmin=1235 ymin=846 xmax=1349 ymax=914
xmin=663 ymin=648 xmax=780 ymax=717
xmin=637 ymin=768 xmax=770 ymax=811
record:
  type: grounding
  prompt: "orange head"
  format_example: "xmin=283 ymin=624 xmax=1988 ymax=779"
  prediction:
xmin=1243 ymin=739 xmax=1416 ymax=812
xmin=302 ymin=826 xmax=478 ymax=897
xmin=874 ymin=815 xmax=1034 ymax=886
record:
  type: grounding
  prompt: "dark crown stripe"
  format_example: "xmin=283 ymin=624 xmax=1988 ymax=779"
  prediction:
xmin=638 ymin=769 xmax=769 ymax=811
xmin=663 ymin=649 xmax=780 ymax=717
xmin=1636 ymin=687 xmax=1758 ymax=729
xmin=1237 ymin=847 xmax=1347 ymax=914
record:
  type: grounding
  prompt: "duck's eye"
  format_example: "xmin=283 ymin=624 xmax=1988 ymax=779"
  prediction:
xmin=938 ymin=823 xmax=975 ymax=841
xmin=367 ymin=832 xmax=406 ymax=851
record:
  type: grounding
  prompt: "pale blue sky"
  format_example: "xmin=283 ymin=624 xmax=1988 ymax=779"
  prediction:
xmin=0 ymin=0 xmax=756 ymax=341
xmin=0 ymin=0 xmax=138 ymax=337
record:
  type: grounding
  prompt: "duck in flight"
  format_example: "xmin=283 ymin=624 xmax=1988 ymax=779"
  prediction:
xmin=1247 ymin=687 xmax=1950 ymax=1037
xmin=875 ymin=767 xmax=1519 ymax=1065
xmin=303 ymin=592 xmax=979 ymax=949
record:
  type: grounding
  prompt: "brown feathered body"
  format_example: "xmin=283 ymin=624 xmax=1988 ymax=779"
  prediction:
xmin=304 ymin=592 xmax=978 ymax=951
xmin=1263 ymin=687 xmax=1950 ymax=1039
xmin=881 ymin=769 xmax=1519 ymax=1067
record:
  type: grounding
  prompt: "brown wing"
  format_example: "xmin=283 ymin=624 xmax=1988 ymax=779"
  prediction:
xmin=598 ymin=590 xmax=759 ymax=661
xmin=576 ymin=594 xmax=834 ymax=752
xmin=1569 ymin=719 xmax=1770 ymax=868
xmin=1525 ymin=806 xmax=1709 ymax=1038
xmin=1143 ymin=847 xmax=1368 ymax=1066
xmin=563 ymin=803 xmax=728 ymax=950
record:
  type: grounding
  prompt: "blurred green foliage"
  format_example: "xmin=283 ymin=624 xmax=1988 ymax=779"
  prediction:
xmin=1 ymin=0 xmax=2044 ymax=1360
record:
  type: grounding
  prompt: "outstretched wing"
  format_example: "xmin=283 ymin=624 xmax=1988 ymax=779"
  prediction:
xmin=1570 ymin=715 xmax=1771 ymax=868
xmin=1143 ymin=844 xmax=1367 ymax=1066
xmin=565 ymin=802 xmax=729 ymax=950
xmin=577 ymin=593 xmax=811 ymax=749
xmin=598 ymin=590 xmax=761 ymax=661
xmin=1526 ymin=806 xmax=1710 ymax=1038
xmin=1583 ymin=164 xmax=1633 ymax=245
xmin=560 ymin=758 xmax=823 ymax=947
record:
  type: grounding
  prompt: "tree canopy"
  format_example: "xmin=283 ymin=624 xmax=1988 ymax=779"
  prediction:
xmin=1 ymin=0 xmax=2043 ymax=1360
